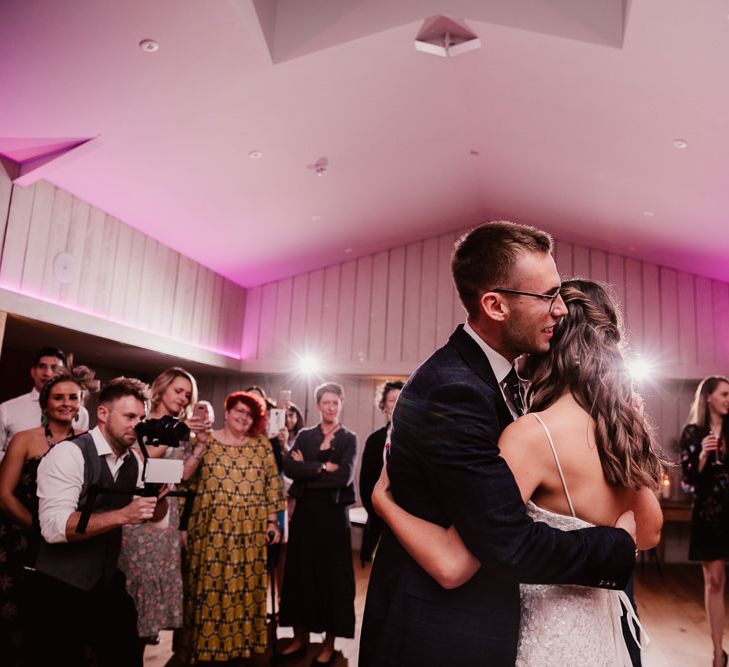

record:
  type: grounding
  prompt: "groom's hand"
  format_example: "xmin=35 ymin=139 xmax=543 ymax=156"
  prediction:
xmin=615 ymin=510 xmax=636 ymax=546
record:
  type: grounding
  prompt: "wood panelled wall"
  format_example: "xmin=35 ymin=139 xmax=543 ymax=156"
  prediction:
xmin=242 ymin=232 xmax=729 ymax=375
xmin=0 ymin=172 xmax=245 ymax=358
xmin=240 ymin=229 xmax=729 ymax=462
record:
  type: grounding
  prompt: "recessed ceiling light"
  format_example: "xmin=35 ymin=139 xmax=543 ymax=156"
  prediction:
xmin=139 ymin=39 xmax=159 ymax=53
xmin=248 ymin=150 xmax=263 ymax=159
xmin=311 ymin=215 xmax=322 ymax=222
xmin=673 ymin=139 xmax=688 ymax=149
xmin=643 ymin=211 xmax=654 ymax=217
xmin=344 ymin=248 xmax=353 ymax=254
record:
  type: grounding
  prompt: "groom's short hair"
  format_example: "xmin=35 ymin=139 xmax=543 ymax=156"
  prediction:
xmin=452 ymin=221 xmax=553 ymax=318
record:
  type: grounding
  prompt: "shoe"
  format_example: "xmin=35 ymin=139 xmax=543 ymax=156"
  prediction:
xmin=311 ymin=651 xmax=336 ymax=666
xmin=275 ymin=643 xmax=308 ymax=662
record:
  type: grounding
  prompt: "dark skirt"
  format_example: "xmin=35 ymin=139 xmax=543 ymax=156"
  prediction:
xmin=689 ymin=494 xmax=729 ymax=561
xmin=279 ymin=493 xmax=355 ymax=637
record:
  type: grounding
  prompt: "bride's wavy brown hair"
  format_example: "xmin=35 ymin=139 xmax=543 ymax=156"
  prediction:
xmin=524 ymin=279 xmax=664 ymax=491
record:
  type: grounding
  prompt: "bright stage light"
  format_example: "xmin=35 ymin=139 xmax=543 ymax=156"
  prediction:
xmin=298 ymin=355 xmax=321 ymax=376
xmin=627 ymin=357 xmax=653 ymax=382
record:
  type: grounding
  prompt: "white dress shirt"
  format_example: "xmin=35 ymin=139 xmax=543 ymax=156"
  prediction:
xmin=0 ymin=388 xmax=90 ymax=460
xmin=37 ymin=426 xmax=144 ymax=544
xmin=462 ymin=321 xmax=522 ymax=419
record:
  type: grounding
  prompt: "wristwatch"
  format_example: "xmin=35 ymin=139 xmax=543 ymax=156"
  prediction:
xmin=320 ymin=462 xmax=327 ymax=474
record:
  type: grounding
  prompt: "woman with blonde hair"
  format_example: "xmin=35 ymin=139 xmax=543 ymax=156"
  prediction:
xmin=118 ymin=366 xmax=211 ymax=647
xmin=371 ymin=279 xmax=665 ymax=665
xmin=680 ymin=375 xmax=729 ymax=667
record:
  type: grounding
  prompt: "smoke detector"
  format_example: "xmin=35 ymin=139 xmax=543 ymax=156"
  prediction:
xmin=415 ymin=16 xmax=480 ymax=58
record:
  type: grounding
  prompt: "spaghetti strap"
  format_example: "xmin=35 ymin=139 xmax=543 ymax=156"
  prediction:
xmin=531 ymin=413 xmax=576 ymax=518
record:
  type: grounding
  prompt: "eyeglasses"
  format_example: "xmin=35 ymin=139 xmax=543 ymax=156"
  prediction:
xmin=492 ymin=287 xmax=562 ymax=312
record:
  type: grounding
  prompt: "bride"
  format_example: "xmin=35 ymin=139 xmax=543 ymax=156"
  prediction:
xmin=371 ymin=279 xmax=665 ymax=665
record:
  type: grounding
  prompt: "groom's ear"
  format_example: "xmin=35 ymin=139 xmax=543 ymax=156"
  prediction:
xmin=480 ymin=291 xmax=509 ymax=322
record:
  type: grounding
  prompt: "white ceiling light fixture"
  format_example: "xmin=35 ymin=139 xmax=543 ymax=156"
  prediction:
xmin=248 ymin=150 xmax=263 ymax=159
xmin=415 ymin=16 xmax=481 ymax=58
xmin=139 ymin=39 xmax=159 ymax=53
xmin=673 ymin=139 xmax=688 ymax=149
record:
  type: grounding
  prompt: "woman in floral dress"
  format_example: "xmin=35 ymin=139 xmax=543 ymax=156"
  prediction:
xmin=183 ymin=390 xmax=284 ymax=663
xmin=118 ymin=367 xmax=210 ymax=645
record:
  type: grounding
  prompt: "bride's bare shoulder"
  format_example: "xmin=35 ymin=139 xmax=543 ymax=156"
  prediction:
xmin=498 ymin=414 xmax=550 ymax=455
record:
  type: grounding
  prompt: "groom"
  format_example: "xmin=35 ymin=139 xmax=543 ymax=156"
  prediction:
xmin=359 ymin=221 xmax=637 ymax=666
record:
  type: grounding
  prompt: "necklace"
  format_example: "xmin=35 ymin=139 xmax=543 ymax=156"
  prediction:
xmin=45 ymin=423 xmax=74 ymax=447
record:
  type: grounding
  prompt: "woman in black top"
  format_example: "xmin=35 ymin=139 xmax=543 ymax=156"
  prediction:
xmin=0 ymin=369 xmax=93 ymax=665
xmin=680 ymin=375 xmax=729 ymax=667
xmin=278 ymin=382 xmax=357 ymax=665
xmin=358 ymin=380 xmax=403 ymax=564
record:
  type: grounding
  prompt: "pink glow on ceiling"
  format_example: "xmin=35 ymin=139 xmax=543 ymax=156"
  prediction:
xmin=2 ymin=0 xmax=729 ymax=288
xmin=0 ymin=138 xmax=92 ymax=163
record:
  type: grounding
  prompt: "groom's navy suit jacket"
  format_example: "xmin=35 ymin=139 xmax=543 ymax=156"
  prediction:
xmin=359 ymin=325 xmax=635 ymax=666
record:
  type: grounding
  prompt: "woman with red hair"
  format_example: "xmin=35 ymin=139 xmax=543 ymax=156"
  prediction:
xmin=181 ymin=391 xmax=284 ymax=664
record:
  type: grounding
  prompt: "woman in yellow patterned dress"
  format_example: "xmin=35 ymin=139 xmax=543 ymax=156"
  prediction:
xmin=183 ymin=390 xmax=284 ymax=663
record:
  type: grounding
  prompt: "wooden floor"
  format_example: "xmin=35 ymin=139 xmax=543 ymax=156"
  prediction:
xmin=145 ymin=560 xmax=725 ymax=666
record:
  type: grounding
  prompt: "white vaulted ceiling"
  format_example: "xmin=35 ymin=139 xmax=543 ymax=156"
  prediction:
xmin=1 ymin=0 xmax=728 ymax=286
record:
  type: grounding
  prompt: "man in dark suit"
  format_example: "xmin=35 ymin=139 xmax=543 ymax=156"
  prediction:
xmin=359 ymin=221 xmax=637 ymax=666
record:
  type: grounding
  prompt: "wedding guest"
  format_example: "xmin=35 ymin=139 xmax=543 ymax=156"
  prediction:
xmin=30 ymin=376 xmax=167 ymax=667
xmin=680 ymin=376 xmax=729 ymax=667
xmin=359 ymin=380 xmax=403 ymax=564
xmin=269 ymin=401 xmax=305 ymax=596
xmin=0 ymin=346 xmax=89 ymax=460
xmin=278 ymin=382 xmax=357 ymax=665
xmin=246 ymin=385 xmax=275 ymax=411
xmin=181 ymin=390 xmax=284 ymax=663
xmin=172 ymin=400 xmax=215 ymax=662
xmin=117 ymin=367 xmax=209 ymax=647
xmin=0 ymin=369 xmax=93 ymax=664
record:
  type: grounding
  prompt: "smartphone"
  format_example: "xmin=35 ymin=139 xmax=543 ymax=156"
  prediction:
xmin=268 ymin=408 xmax=286 ymax=438
xmin=191 ymin=402 xmax=208 ymax=421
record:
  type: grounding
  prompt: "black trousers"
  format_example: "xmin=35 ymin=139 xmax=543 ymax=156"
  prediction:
xmin=22 ymin=569 xmax=142 ymax=667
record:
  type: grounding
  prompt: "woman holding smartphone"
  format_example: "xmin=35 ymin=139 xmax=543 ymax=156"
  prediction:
xmin=117 ymin=367 xmax=211 ymax=648
xmin=680 ymin=376 xmax=729 ymax=667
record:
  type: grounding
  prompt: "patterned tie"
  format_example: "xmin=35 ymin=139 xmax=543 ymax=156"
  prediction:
xmin=503 ymin=367 xmax=525 ymax=416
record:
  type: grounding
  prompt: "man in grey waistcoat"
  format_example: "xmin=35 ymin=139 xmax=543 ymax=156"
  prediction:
xmin=27 ymin=377 xmax=168 ymax=667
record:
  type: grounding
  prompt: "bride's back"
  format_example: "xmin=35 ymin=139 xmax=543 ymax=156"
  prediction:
xmin=525 ymin=393 xmax=632 ymax=526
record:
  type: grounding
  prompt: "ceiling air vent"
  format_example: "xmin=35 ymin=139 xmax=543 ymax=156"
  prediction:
xmin=414 ymin=16 xmax=480 ymax=58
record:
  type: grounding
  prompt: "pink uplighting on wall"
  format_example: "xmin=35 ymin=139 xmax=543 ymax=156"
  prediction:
xmin=0 ymin=284 xmax=242 ymax=361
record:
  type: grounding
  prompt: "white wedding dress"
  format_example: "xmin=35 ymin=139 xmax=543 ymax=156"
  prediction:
xmin=516 ymin=415 xmax=648 ymax=666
